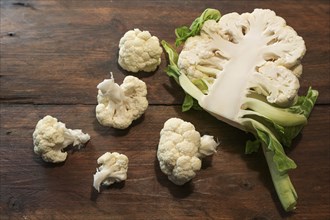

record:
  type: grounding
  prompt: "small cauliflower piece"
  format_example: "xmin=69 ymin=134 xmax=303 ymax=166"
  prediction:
xmin=96 ymin=73 xmax=148 ymax=129
xmin=118 ymin=28 xmax=163 ymax=73
xmin=93 ymin=152 xmax=129 ymax=192
xmin=199 ymin=134 xmax=220 ymax=157
xmin=33 ymin=115 xmax=90 ymax=163
xmin=157 ymin=118 xmax=219 ymax=185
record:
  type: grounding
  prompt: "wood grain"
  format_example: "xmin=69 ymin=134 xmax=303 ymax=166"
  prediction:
xmin=1 ymin=0 xmax=329 ymax=219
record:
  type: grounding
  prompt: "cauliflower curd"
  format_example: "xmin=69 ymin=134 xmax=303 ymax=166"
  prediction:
xmin=118 ymin=28 xmax=163 ymax=73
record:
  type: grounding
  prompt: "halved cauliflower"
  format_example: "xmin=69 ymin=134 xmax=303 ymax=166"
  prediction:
xmin=177 ymin=8 xmax=305 ymax=109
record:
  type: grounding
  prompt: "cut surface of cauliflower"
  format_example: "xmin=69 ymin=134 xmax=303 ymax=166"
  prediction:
xmin=118 ymin=28 xmax=163 ymax=73
xmin=177 ymin=8 xmax=305 ymax=118
xmin=33 ymin=115 xmax=90 ymax=163
xmin=93 ymin=152 xmax=129 ymax=192
xmin=96 ymin=73 xmax=148 ymax=129
xmin=157 ymin=118 xmax=219 ymax=185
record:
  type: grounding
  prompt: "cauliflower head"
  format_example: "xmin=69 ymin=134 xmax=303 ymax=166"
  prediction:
xmin=93 ymin=152 xmax=129 ymax=192
xmin=118 ymin=28 xmax=163 ymax=73
xmin=96 ymin=73 xmax=148 ymax=129
xmin=157 ymin=118 xmax=219 ymax=185
xmin=33 ymin=115 xmax=90 ymax=163
xmin=178 ymin=8 xmax=305 ymax=108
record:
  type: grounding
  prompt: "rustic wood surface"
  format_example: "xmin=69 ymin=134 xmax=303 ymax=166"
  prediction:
xmin=0 ymin=0 xmax=329 ymax=219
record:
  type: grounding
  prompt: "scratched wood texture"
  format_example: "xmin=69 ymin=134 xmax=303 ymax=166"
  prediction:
xmin=1 ymin=0 xmax=329 ymax=219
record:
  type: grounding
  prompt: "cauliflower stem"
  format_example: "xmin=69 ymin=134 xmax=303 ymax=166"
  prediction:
xmin=161 ymin=8 xmax=319 ymax=211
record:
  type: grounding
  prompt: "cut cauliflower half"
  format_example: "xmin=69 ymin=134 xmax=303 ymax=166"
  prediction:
xmin=96 ymin=73 xmax=148 ymax=129
xmin=118 ymin=28 xmax=163 ymax=73
xmin=177 ymin=8 xmax=305 ymax=111
xmin=33 ymin=115 xmax=90 ymax=163
xmin=157 ymin=118 xmax=219 ymax=185
xmin=93 ymin=152 xmax=129 ymax=192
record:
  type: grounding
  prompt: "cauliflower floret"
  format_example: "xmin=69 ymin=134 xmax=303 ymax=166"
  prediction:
xmin=250 ymin=62 xmax=300 ymax=106
xmin=96 ymin=73 xmax=148 ymax=129
xmin=199 ymin=134 xmax=220 ymax=157
xmin=93 ymin=152 xmax=129 ymax=192
xmin=157 ymin=118 xmax=219 ymax=185
xmin=33 ymin=115 xmax=90 ymax=163
xmin=118 ymin=28 xmax=163 ymax=73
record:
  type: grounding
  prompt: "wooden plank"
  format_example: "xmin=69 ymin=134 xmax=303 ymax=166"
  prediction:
xmin=0 ymin=104 xmax=329 ymax=219
xmin=1 ymin=0 xmax=329 ymax=105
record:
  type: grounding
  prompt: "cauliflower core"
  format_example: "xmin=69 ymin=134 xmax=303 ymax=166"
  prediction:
xmin=33 ymin=115 xmax=90 ymax=163
xmin=118 ymin=28 xmax=163 ymax=72
xmin=157 ymin=118 xmax=219 ymax=185
xmin=96 ymin=73 xmax=148 ymax=129
xmin=93 ymin=152 xmax=129 ymax=192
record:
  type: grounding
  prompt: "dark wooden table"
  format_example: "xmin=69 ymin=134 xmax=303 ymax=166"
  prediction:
xmin=1 ymin=0 xmax=329 ymax=219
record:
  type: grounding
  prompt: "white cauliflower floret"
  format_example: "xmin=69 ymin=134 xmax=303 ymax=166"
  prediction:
xmin=157 ymin=118 xmax=219 ymax=185
xmin=33 ymin=115 xmax=90 ymax=163
xmin=250 ymin=62 xmax=300 ymax=106
xmin=118 ymin=28 xmax=163 ymax=73
xmin=96 ymin=73 xmax=148 ymax=129
xmin=93 ymin=152 xmax=129 ymax=192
